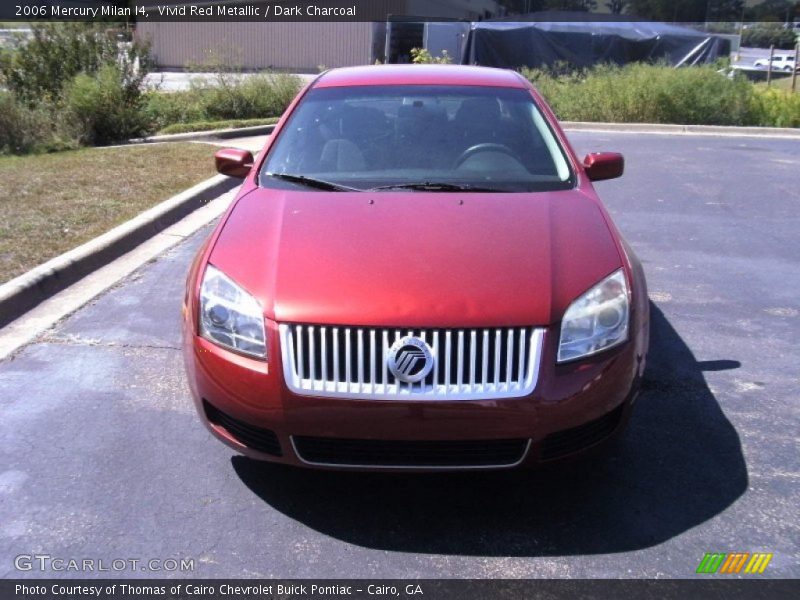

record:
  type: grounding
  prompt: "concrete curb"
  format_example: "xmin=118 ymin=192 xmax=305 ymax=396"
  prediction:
xmin=562 ymin=121 xmax=800 ymax=139
xmin=0 ymin=174 xmax=239 ymax=328
xmin=139 ymin=123 xmax=277 ymax=144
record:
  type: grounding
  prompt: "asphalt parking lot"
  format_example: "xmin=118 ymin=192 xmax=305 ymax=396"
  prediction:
xmin=0 ymin=131 xmax=798 ymax=578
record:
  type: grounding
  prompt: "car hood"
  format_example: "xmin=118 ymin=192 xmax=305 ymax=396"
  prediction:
xmin=209 ymin=188 xmax=623 ymax=327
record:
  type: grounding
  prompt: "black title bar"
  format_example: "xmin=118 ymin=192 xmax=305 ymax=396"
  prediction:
xmin=1 ymin=1 xmax=798 ymax=23
xmin=3 ymin=579 xmax=799 ymax=600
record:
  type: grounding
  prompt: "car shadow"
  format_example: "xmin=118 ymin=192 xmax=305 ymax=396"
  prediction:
xmin=232 ymin=303 xmax=747 ymax=556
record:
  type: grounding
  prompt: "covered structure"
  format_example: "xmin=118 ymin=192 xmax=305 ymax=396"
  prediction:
xmin=462 ymin=16 xmax=732 ymax=69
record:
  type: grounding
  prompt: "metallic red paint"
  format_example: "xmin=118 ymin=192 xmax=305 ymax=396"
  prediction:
xmin=209 ymin=189 xmax=622 ymax=328
xmin=583 ymin=152 xmax=625 ymax=182
xmin=313 ymin=64 xmax=528 ymax=90
xmin=214 ymin=148 xmax=254 ymax=179
xmin=183 ymin=65 xmax=649 ymax=470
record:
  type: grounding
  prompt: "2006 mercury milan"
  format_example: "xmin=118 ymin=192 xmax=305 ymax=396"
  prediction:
xmin=182 ymin=64 xmax=649 ymax=470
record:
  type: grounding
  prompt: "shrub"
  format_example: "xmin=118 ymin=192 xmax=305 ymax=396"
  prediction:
xmin=523 ymin=63 xmax=758 ymax=126
xmin=145 ymin=71 xmax=300 ymax=131
xmin=750 ymin=88 xmax=800 ymax=128
xmin=0 ymin=25 xmax=301 ymax=151
xmin=410 ymin=48 xmax=453 ymax=64
xmin=0 ymin=92 xmax=56 ymax=154
xmin=144 ymin=90 xmax=207 ymax=131
xmin=63 ymin=64 xmax=153 ymax=145
xmin=0 ymin=23 xmax=152 ymax=106
xmin=191 ymin=72 xmax=301 ymax=120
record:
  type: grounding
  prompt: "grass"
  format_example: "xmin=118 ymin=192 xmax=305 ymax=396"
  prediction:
xmin=756 ymin=75 xmax=799 ymax=93
xmin=158 ymin=116 xmax=279 ymax=135
xmin=523 ymin=63 xmax=800 ymax=128
xmin=144 ymin=72 xmax=300 ymax=133
xmin=0 ymin=142 xmax=217 ymax=283
xmin=750 ymin=86 xmax=800 ymax=127
xmin=524 ymin=63 xmax=755 ymax=126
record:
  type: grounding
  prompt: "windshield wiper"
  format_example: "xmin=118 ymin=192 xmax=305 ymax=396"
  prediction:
xmin=265 ymin=172 xmax=363 ymax=192
xmin=369 ymin=182 xmax=505 ymax=192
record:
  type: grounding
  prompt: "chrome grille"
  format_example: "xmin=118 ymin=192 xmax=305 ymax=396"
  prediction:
xmin=279 ymin=324 xmax=543 ymax=400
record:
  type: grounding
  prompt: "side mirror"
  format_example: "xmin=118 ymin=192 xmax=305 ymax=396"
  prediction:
xmin=583 ymin=152 xmax=624 ymax=181
xmin=215 ymin=148 xmax=254 ymax=178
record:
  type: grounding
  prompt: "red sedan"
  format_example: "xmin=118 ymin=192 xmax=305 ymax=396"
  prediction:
xmin=183 ymin=65 xmax=649 ymax=470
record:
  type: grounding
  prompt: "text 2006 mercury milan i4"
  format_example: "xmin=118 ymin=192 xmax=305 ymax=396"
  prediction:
xmin=182 ymin=65 xmax=649 ymax=470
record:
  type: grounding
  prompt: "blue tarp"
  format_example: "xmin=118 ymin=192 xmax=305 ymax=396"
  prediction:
xmin=462 ymin=16 xmax=731 ymax=69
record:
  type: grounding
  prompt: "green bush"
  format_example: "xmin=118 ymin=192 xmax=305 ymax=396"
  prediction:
xmin=523 ymin=63 xmax=760 ymax=126
xmin=190 ymin=72 xmax=301 ymax=120
xmin=63 ymin=64 xmax=153 ymax=145
xmin=741 ymin=24 xmax=798 ymax=50
xmin=410 ymin=48 xmax=453 ymax=64
xmin=0 ymin=23 xmax=154 ymax=151
xmin=0 ymin=23 xmax=151 ymax=106
xmin=145 ymin=72 xmax=300 ymax=131
xmin=0 ymin=92 xmax=57 ymax=154
xmin=0 ymin=24 xmax=299 ymax=153
xmin=144 ymin=90 xmax=207 ymax=131
xmin=750 ymin=88 xmax=800 ymax=128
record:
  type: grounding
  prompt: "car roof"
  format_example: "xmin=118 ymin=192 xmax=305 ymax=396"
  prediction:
xmin=313 ymin=64 xmax=529 ymax=89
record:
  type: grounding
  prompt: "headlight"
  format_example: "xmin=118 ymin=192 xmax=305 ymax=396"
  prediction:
xmin=557 ymin=269 xmax=629 ymax=363
xmin=199 ymin=264 xmax=266 ymax=359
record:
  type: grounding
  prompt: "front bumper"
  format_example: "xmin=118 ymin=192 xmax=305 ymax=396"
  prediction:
xmin=183 ymin=316 xmax=646 ymax=470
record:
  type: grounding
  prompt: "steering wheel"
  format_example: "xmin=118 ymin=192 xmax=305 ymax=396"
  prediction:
xmin=455 ymin=143 xmax=517 ymax=168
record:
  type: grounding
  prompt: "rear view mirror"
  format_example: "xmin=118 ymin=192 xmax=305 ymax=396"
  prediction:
xmin=215 ymin=148 xmax=254 ymax=178
xmin=583 ymin=152 xmax=624 ymax=181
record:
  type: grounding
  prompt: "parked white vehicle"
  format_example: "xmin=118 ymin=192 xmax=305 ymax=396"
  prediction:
xmin=753 ymin=55 xmax=798 ymax=71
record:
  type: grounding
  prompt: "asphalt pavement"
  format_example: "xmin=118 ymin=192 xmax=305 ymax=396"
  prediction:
xmin=0 ymin=132 xmax=798 ymax=578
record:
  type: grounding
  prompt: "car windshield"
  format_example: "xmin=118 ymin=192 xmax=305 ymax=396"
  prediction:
xmin=259 ymin=85 xmax=574 ymax=193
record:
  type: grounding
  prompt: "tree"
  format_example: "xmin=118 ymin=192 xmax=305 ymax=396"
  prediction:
xmin=744 ymin=0 xmax=798 ymax=23
xmin=741 ymin=22 xmax=798 ymax=48
xmin=707 ymin=0 xmax=745 ymax=22
xmin=606 ymin=0 xmax=627 ymax=14
xmin=0 ymin=23 xmax=151 ymax=106
xmin=626 ymin=0 xmax=706 ymax=22
xmin=498 ymin=0 xmax=604 ymax=13
xmin=541 ymin=0 xmax=599 ymax=11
